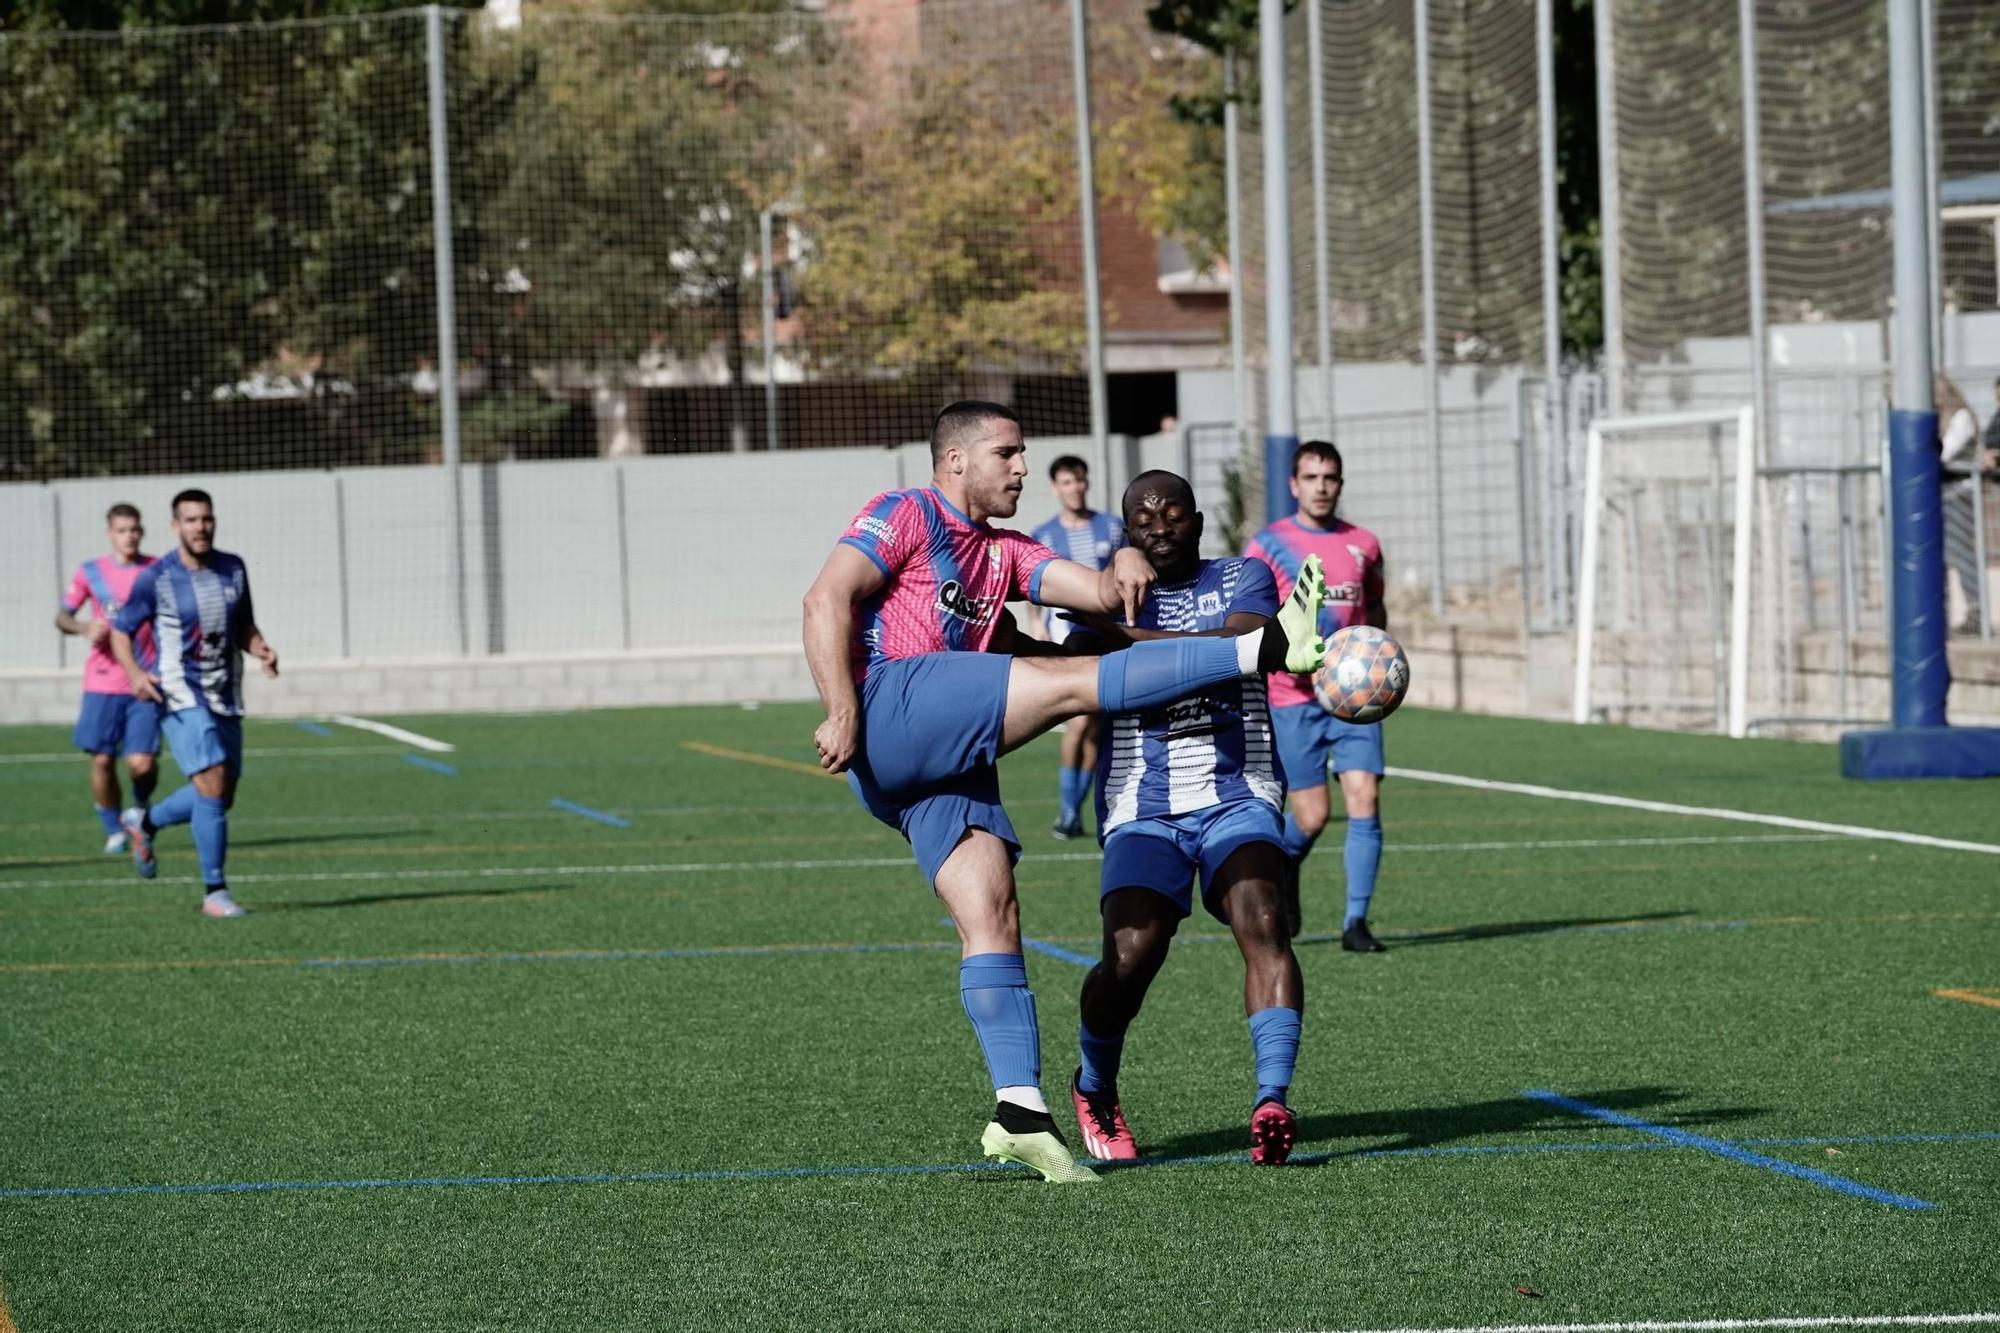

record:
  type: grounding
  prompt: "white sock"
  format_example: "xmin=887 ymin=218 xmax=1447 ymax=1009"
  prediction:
xmin=1235 ymin=627 xmax=1265 ymax=674
xmin=996 ymin=1084 xmax=1048 ymax=1114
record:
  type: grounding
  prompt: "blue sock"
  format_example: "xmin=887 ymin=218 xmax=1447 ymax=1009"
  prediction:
xmin=95 ymin=804 xmax=123 ymax=836
xmin=1282 ymin=812 xmax=1320 ymax=863
xmin=192 ymin=794 xmax=230 ymax=888
xmin=959 ymin=953 xmax=1041 ymax=1094
xmin=1070 ymin=767 xmax=1093 ymax=814
xmin=1077 ymin=1022 xmax=1125 ymax=1094
xmin=1248 ymin=1007 xmax=1302 ymax=1108
xmin=1095 ymin=637 xmax=1242 ymax=713
xmin=1344 ymin=815 xmax=1382 ymax=927
xmin=1057 ymin=766 xmax=1083 ymax=820
xmin=149 ymin=784 xmax=198 ymax=830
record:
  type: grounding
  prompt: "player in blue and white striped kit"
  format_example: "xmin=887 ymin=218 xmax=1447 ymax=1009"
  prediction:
xmin=1062 ymin=471 xmax=1306 ymax=1166
xmin=1029 ymin=454 xmax=1124 ymax=839
xmin=108 ymin=489 xmax=280 ymax=919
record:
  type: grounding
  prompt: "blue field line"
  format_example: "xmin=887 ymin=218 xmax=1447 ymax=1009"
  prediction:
xmin=1523 ymin=1089 xmax=1938 ymax=1210
xmin=299 ymin=940 xmax=962 ymax=969
xmin=1023 ymin=935 xmax=1096 ymax=967
xmin=6 ymin=1128 xmax=1991 ymax=1202
xmin=401 ymin=754 xmax=458 ymax=777
xmin=294 ymin=720 xmax=334 ymax=737
xmin=549 ymin=798 xmax=630 ymax=828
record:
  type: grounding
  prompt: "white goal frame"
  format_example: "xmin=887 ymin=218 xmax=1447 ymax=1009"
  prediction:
xmin=1573 ymin=406 xmax=1757 ymax=737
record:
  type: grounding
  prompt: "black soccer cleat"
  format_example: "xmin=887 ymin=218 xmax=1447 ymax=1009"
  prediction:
xmin=1341 ymin=917 xmax=1387 ymax=953
xmin=1050 ymin=814 xmax=1084 ymax=841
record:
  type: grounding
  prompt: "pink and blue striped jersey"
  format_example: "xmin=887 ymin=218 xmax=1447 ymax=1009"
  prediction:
xmin=839 ymin=487 xmax=1060 ymax=684
xmin=1096 ymin=557 xmax=1284 ymax=832
xmin=1244 ymin=516 xmax=1385 ymax=709
xmin=113 ymin=551 xmax=254 ymax=716
xmin=62 ymin=555 xmax=158 ymax=694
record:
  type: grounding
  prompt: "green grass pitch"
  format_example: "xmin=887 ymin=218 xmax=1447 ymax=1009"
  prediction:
xmin=0 ymin=704 xmax=1995 ymax=1331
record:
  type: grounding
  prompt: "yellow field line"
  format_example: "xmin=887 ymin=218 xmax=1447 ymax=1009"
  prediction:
xmin=0 ymin=956 xmax=298 ymax=976
xmin=1934 ymin=987 xmax=2000 ymax=1010
xmin=681 ymin=740 xmax=841 ymax=780
xmin=0 ymin=1277 xmax=19 ymax=1333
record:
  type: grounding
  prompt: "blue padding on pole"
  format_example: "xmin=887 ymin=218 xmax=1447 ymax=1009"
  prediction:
xmin=1886 ymin=408 xmax=1948 ymax=728
xmin=1264 ymin=433 xmax=1297 ymax=527
xmin=1840 ymin=726 xmax=2000 ymax=780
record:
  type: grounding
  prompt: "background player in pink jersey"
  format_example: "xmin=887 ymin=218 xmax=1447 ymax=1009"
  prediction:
xmin=1245 ymin=441 xmax=1391 ymax=953
xmin=54 ymin=503 xmax=161 ymax=854
xmin=803 ymin=401 xmax=1331 ymax=1183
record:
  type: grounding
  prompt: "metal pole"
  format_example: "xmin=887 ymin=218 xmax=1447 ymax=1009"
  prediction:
xmin=760 ymin=209 xmax=779 ymax=452
xmin=425 ymin=4 xmax=467 ymax=656
xmin=1415 ymin=0 xmax=1445 ymax=617
xmin=1225 ymin=58 xmax=1250 ymax=478
xmin=1886 ymin=0 xmax=1946 ymax=728
xmin=1069 ymin=0 xmax=1110 ymax=512
xmin=1513 ymin=379 xmax=1535 ymax=712
xmin=1536 ymin=0 xmax=1563 ymax=621
xmin=1738 ymin=0 xmax=1771 ymax=468
xmin=1261 ymin=0 xmax=1299 ymax=527
xmin=1918 ymin=0 xmax=1943 ymax=370
xmin=1306 ymin=0 xmax=1334 ymax=434
xmin=1593 ymin=0 xmax=1625 ymax=413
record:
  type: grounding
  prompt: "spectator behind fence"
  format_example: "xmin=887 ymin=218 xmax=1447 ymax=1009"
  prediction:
xmin=1936 ymin=375 xmax=1995 ymax=634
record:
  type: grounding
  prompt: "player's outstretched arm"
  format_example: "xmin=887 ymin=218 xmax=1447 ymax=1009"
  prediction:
xmin=802 ymin=544 xmax=887 ymax=774
xmin=1035 ymin=547 xmax=1155 ymax=624
xmin=1069 ymin=610 xmax=1270 ymax=649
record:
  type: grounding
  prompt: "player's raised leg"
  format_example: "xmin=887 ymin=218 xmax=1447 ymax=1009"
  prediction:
xmin=933 ymin=831 xmax=1099 ymax=1184
xmin=1211 ymin=840 xmax=1305 ymax=1165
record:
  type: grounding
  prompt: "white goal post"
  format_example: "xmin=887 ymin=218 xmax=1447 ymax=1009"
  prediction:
xmin=1574 ymin=406 xmax=1757 ymax=737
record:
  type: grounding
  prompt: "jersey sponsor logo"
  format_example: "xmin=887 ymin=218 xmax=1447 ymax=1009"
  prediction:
xmin=1159 ymin=696 xmax=1225 ymax=739
xmin=1197 ymin=591 xmax=1223 ymax=616
xmin=935 ymin=579 xmax=998 ymax=625
xmin=852 ymin=515 xmax=896 ymax=544
xmin=1330 ymin=581 xmax=1364 ymax=604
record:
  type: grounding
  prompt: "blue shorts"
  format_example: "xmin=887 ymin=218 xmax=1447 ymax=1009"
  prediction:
xmin=847 ymin=653 xmax=1020 ymax=886
xmin=1100 ymin=801 xmax=1287 ymax=923
xmin=1272 ymin=703 xmax=1384 ymax=791
xmin=162 ymin=708 xmax=244 ymax=778
xmin=73 ymin=692 xmax=162 ymax=758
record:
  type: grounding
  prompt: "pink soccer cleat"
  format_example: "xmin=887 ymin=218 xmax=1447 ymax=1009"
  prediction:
xmin=1070 ymin=1070 xmax=1139 ymax=1162
xmin=1250 ymin=1098 xmax=1297 ymax=1166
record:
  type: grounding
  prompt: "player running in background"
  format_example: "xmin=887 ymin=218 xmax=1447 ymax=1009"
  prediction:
xmin=110 ymin=489 xmax=279 ymax=920
xmin=54 ymin=503 xmax=161 ymax=854
xmin=1062 ymin=471 xmax=1306 ymax=1166
xmin=802 ymin=401 xmax=1329 ymax=1183
xmin=1245 ymin=441 xmax=1391 ymax=953
xmin=1028 ymin=454 xmax=1124 ymax=840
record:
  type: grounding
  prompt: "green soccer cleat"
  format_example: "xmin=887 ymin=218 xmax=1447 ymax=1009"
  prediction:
xmin=1266 ymin=552 xmax=1330 ymax=676
xmin=981 ymin=1103 xmax=1101 ymax=1184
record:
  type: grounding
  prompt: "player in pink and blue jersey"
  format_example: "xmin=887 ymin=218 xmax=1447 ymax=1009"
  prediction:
xmin=109 ymin=490 xmax=280 ymax=920
xmin=1028 ymin=454 xmax=1125 ymax=840
xmin=803 ymin=401 xmax=1332 ymax=1183
xmin=1060 ymin=471 xmax=1307 ymax=1166
xmin=54 ymin=503 xmax=162 ymax=854
xmin=1245 ymin=440 xmax=1391 ymax=953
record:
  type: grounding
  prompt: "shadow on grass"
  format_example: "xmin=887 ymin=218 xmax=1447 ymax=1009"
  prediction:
xmin=232 ymin=829 xmax=431 ymax=850
xmin=1139 ymin=1086 xmax=1764 ymax=1164
xmin=1288 ymin=910 xmax=1698 ymax=951
xmin=259 ymin=883 xmax=569 ymax=912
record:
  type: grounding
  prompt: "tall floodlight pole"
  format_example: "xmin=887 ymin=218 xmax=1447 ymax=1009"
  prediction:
xmin=1593 ymin=0 xmax=1624 ymax=413
xmin=1260 ymin=0 xmax=1298 ymax=527
xmin=1069 ymin=0 xmax=1110 ymax=510
xmin=760 ymin=209 xmax=779 ymax=452
xmin=1306 ymin=0 xmax=1334 ymax=432
xmin=1226 ymin=57 xmax=1249 ymax=472
xmin=1841 ymin=0 xmax=2000 ymax=778
xmin=425 ymin=4 xmax=467 ymax=656
xmin=1535 ymin=0 xmax=1563 ymax=622
xmin=1918 ymin=0 xmax=1942 ymax=367
xmin=1738 ymin=0 xmax=1769 ymax=463
xmin=1415 ymin=0 xmax=1445 ymax=618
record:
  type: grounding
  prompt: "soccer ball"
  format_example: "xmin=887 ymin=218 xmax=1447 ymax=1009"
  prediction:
xmin=1311 ymin=626 xmax=1411 ymax=724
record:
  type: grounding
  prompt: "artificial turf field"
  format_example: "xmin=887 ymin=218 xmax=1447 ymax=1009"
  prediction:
xmin=0 ymin=703 xmax=1995 ymax=1332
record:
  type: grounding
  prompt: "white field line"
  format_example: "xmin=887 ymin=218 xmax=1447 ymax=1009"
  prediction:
xmin=0 ymin=834 xmax=1854 ymax=892
xmin=1390 ymin=767 xmax=2000 ymax=857
xmin=1312 ymin=1316 xmax=2000 ymax=1333
xmin=0 ymin=746 xmax=399 ymax=764
xmin=324 ymin=714 xmax=455 ymax=753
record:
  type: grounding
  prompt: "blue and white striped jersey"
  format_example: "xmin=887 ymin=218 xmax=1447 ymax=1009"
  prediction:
xmin=113 ymin=551 xmax=254 ymax=716
xmin=1030 ymin=510 xmax=1124 ymax=572
xmin=1095 ymin=557 xmax=1283 ymax=833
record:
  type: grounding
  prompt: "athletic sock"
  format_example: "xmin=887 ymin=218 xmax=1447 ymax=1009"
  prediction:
xmin=94 ymin=804 xmax=123 ymax=836
xmin=1281 ymin=812 xmax=1321 ymax=864
xmin=1096 ymin=637 xmax=1243 ymax=713
xmin=960 ymin=953 xmax=1042 ymax=1099
xmin=1069 ymin=766 xmax=1093 ymax=815
xmin=1057 ymin=767 xmax=1084 ymax=822
xmin=192 ymin=794 xmax=229 ymax=888
xmin=1248 ymin=1007 xmax=1302 ymax=1108
xmin=1343 ymin=815 xmax=1383 ymax=928
xmin=149 ymin=784 xmax=198 ymax=830
xmin=1076 ymin=1022 xmax=1125 ymax=1094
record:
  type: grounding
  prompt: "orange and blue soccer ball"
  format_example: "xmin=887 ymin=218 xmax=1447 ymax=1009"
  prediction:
xmin=1311 ymin=625 xmax=1411 ymax=724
